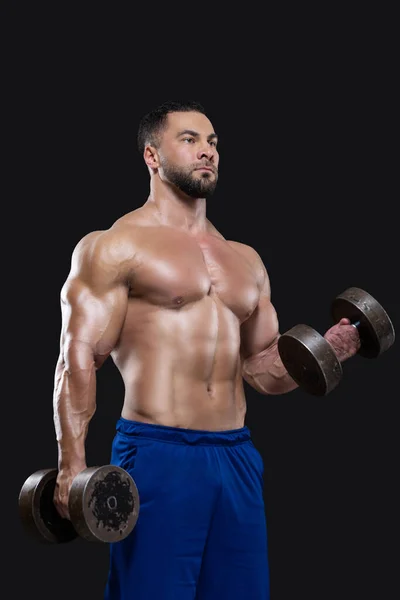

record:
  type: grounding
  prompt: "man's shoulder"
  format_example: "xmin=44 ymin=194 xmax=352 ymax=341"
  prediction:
xmin=227 ymin=239 xmax=262 ymax=263
xmin=74 ymin=208 xmax=148 ymax=252
xmin=206 ymin=221 xmax=261 ymax=262
xmin=71 ymin=224 xmax=139 ymax=269
xmin=112 ymin=206 xmax=152 ymax=229
xmin=226 ymin=240 xmax=268 ymax=288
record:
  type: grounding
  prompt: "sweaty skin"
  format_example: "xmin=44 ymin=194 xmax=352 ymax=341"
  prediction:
xmin=52 ymin=110 xmax=360 ymax=519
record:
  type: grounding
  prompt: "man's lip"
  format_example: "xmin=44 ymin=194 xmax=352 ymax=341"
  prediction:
xmin=195 ymin=167 xmax=214 ymax=172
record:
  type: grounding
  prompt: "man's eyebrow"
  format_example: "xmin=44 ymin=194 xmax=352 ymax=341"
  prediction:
xmin=177 ymin=129 xmax=218 ymax=141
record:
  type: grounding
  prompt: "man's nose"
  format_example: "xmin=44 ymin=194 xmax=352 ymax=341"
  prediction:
xmin=197 ymin=145 xmax=215 ymax=161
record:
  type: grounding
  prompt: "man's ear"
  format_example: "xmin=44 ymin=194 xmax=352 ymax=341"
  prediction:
xmin=144 ymin=145 xmax=160 ymax=170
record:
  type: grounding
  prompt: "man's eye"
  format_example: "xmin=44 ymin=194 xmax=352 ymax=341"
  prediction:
xmin=183 ymin=137 xmax=194 ymax=143
xmin=209 ymin=141 xmax=217 ymax=147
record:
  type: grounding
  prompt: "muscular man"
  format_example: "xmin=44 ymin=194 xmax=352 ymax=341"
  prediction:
xmin=52 ymin=100 xmax=360 ymax=599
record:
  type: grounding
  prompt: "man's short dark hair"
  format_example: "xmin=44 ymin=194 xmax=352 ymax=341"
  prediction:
xmin=137 ymin=100 xmax=206 ymax=155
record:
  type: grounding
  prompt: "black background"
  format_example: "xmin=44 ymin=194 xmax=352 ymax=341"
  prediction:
xmin=4 ymin=5 xmax=398 ymax=600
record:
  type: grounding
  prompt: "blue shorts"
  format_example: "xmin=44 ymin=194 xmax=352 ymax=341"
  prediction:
xmin=104 ymin=418 xmax=270 ymax=599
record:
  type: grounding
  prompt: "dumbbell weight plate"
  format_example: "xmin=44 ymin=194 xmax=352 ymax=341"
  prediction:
xmin=69 ymin=465 xmax=140 ymax=543
xmin=18 ymin=468 xmax=78 ymax=543
xmin=331 ymin=287 xmax=395 ymax=358
xmin=278 ymin=324 xmax=343 ymax=396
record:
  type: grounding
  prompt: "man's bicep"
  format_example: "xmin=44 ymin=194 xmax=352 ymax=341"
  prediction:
xmin=240 ymin=292 xmax=280 ymax=361
xmin=59 ymin=274 xmax=128 ymax=369
xmin=239 ymin=248 xmax=280 ymax=360
xmin=61 ymin=231 xmax=130 ymax=361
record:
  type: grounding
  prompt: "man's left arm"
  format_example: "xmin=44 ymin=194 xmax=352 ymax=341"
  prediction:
xmin=239 ymin=251 xmax=360 ymax=395
xmin=240 ymin=260 xmax=299 ymax=395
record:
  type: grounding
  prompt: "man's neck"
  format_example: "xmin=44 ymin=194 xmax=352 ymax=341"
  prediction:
xmin=145 ymin=179 xmax=207 ymax=234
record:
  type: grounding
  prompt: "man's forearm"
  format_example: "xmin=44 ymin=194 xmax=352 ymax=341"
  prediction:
xmin=242 ymin=337 xmax=299 ymax=395
xmin=53 ymin=355 xmax=97 ymax=470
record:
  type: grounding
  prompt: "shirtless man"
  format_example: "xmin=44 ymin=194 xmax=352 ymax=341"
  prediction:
xmin=52 ymin=100 xmax=360 ymax=599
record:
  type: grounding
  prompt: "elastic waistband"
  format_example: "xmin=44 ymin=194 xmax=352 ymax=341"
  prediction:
xmin=116 ymin=417 xmax=251 ymax=446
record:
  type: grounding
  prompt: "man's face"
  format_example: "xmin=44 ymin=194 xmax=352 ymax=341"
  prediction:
xmin=155 ymin=111 xmax=219 ymax=199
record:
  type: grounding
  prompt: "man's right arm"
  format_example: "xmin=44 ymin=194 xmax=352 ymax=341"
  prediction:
xmin=52 ymin=230 xmax=130 ymax=519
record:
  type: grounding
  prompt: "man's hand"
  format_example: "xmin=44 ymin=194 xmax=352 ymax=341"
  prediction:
xmin=53 ymin=466 xmax=86 ymax=520
xmin=324 ymin=317 xmax=361 ymax=362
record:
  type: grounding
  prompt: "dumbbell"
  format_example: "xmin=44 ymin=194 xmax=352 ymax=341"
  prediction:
xmin=18 ymin=464 xmax=140 ymax=543
xmin=277 ymin=287 xmax=395 ymax=396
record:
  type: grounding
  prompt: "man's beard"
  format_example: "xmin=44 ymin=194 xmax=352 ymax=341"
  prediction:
xmin=160 ymin=160 xmax=218 ymax=199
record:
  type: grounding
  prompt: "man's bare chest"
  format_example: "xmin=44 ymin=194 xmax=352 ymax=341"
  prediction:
xmin=129 ymin=229 xmax=260 ymax=321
